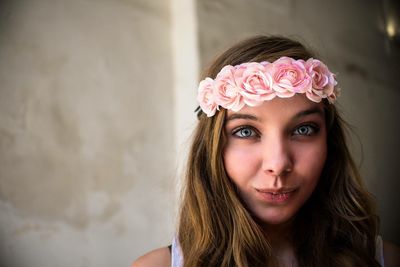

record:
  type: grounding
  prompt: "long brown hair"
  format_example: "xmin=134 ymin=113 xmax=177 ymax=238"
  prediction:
xmin=177 ymin=36 xmax=380 ymax=267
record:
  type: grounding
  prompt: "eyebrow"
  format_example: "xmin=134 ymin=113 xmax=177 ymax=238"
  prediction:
xmin=225 ymin=106 xmax=324 ymax=122
xmin=225 ymin=113 xmax=260 ymax=122
xmin=292 ymin=107 xmax=325 ymax=120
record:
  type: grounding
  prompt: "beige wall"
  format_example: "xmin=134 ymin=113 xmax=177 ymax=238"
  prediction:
xmin=0 ymin=0 xmax=177 ymax=266
xmin=0 ymin=0 xmax=399 ymax=266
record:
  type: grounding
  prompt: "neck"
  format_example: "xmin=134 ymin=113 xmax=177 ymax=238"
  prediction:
xmin=265 ymin=224 xmax=292 ymax=249
xmin=262 ymin=220 xmax=298 ymax=266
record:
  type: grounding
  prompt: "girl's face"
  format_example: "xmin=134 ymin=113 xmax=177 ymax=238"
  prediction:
xmin=223 ymin=95 xmax=327 ymax=226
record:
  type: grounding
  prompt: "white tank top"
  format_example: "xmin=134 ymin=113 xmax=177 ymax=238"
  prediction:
xmin=171 ymin=237 xmax=183 ymax=267
xmin=171 ymin=236 xmax=385 ymax=267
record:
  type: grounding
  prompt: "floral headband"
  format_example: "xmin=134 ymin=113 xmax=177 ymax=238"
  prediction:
xmin=197 ymin=56 xmax=340 ymax=117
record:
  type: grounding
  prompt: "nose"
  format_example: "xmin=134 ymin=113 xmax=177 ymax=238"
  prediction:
xmin=261 ymin=136 xmax=293 ymax=177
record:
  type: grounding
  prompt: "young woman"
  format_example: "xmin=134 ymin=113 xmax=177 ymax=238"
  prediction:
xmin=133 ymin=36 xmax=400 ymax=267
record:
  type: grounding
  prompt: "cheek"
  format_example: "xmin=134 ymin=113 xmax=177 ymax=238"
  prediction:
xmin=295 ymin=141 xmax=327 ymax=184
xmin=223 ymin=145 xmax=260 ymax=184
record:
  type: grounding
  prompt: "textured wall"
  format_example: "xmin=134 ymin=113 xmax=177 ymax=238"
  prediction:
xmin=0 ymin=0 xmax=175 ymax=266
xmin=197 ymin=0 xmax=400 ymax=243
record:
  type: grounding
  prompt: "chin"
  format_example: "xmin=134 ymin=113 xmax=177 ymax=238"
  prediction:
xmin=263 ymin=217 xmax=291 ymax=226
xmin=256 ymin=212 xmax=295 ymax=226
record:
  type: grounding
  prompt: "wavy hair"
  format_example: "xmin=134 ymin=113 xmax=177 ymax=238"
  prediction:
xmin=177 ymin=36 xmax=380 ymax=267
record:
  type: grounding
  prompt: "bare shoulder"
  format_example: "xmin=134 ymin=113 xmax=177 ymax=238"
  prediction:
xmin=383 ymin=240 xmax=400 ymax=267
xmin=131 ymin=247 xmax=171 ymax=267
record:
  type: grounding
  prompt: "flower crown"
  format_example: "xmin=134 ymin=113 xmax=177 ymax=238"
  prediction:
xmin=197 ymin=56 xmax=339 ymax=117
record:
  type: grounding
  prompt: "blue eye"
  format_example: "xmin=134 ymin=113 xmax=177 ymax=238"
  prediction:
xmin=233 ymin=127 xmax=257 ymax=138
xmin=293 ymin=125 xmax=318 ymax=136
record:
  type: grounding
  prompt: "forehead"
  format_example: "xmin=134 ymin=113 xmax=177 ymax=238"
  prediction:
xmin=226 ymin=94 xmax=325 ymax=123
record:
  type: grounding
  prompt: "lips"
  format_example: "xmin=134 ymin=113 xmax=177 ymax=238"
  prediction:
xmin=255 ymin=188 xmax=297 ymax=203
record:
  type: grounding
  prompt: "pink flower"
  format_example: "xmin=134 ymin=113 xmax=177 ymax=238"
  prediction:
xmin=196 ymin=56 xmax=339 ymax=116
xmin=197 ymin=77 xmax=217 ymax=117
xmin=305 ymin=59 xmax=336 ymax=102
xmin=271 ymin=57 xmax=312 ymax=97
xmin=214 ymin=65 xmax=245 ymax=112
xmin=238 ymin=62 xmax=276 ymax=106
xmin=327 ymin=87 xmax=341 ymax=104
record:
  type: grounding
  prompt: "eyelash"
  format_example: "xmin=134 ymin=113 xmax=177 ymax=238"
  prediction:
xmin=232 ymin=126 xmax=259 ymax=139
xmin=292 ymin=124 xmax=320 ymax=136
xmin=231 ymin=123 xmax=320 ymax=139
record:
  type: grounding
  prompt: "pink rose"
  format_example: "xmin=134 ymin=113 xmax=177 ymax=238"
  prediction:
xmin=197 ymin=77 xmax=217 ymax=117
xmin=214 ymin=65 xmax=245 ymax=112
xmin=238 ymin=62 xmax=276 ymax=106
xmin=271 ymin=57 xmax=312 ymax=97
xmin=327 ymin=87 xmax=341 ymax=104
xmin=305 ymin=59 xmax=336 ymax=100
